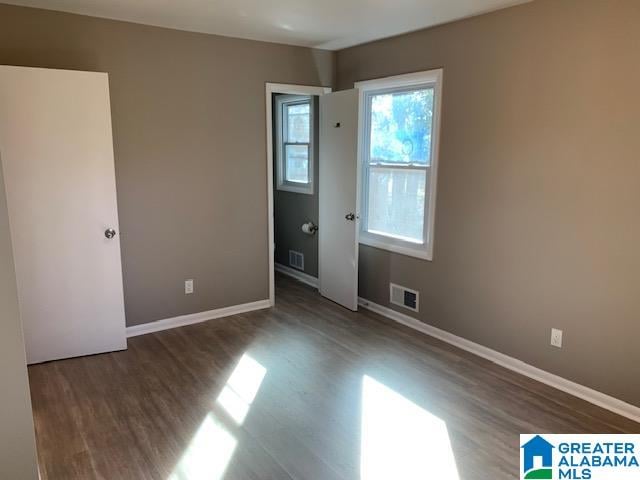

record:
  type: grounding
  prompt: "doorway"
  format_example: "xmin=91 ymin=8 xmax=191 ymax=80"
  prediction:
xmin=265 ymin=83 xmax=360 ymax=310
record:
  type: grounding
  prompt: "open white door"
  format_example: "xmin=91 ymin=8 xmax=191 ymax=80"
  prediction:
xmin=319 ymin=89 xmax=360 ymax=311
xmin=0 ymin=66 xmax=127 ymax=364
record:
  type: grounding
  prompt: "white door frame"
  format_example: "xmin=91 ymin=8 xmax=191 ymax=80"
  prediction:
xmin=265 ymin=83 xmax=331 ymax=305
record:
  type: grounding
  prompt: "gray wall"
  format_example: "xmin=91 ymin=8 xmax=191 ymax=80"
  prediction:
xmin=0 ymin=3 xmax=333 ymax=326
xmin=273 ymin=95 xmax=320 ymax=278
xmin=0 ymin=160 xmax=39 ymax=479
xmin=338 ymin=0 xmax=640 ymax=407
xmin=1 ymin=0 xmax=639 ymax=410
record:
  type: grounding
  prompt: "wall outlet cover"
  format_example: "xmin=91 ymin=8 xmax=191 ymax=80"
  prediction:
xmin=185 ymin=279 xmax=194 ymax=295
xmin=551 ymin=328 xmax=563 ymax=348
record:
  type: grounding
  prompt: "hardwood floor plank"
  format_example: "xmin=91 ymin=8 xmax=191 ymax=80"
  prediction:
xmin=28 ymin=274 xmax=639 ymax=479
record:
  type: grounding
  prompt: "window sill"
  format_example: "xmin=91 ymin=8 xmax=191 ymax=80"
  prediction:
xmin=277 ymin=183 xmax=314 ymax=195
xmin=359 ymin=232 xmax=433 ymax=261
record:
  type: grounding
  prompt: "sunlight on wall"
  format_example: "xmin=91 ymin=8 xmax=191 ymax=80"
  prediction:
xmin=216 ymin=354 xmax=267 ymax=424
xmin=360 ymin=375 xmax=460 ymax=480
xmin=168 ymin=414 xmax=237 ymax=480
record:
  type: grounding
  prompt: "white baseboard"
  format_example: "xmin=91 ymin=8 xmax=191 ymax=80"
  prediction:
xmin=126 ymin=299 xmax=271 ymax=338
xmin=275 ymin=263 xmax=318 ymax=289
xmin=358 ymin=297 xmax=640 ymax=424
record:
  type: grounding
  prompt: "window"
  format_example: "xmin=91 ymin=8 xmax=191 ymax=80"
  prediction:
xmin=357 ymin=70 xmax=442 ymax=261
xmin=276 ymin=95 xmax=314 ymax=194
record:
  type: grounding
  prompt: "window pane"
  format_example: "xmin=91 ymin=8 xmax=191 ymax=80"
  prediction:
xmin=287 ymin=103 xmax=310 ymax=143
xmin=369 ymin=88 xmax=434 ymax=165
xmin=285 ymin=144 xmax=309 ymax=183
xmin=367 ymin=168 xmax=427 ymax=243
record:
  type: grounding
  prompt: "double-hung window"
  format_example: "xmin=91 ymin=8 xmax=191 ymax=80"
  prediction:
xmin=275 ymin=95 xmax=314 ymax=194
xmin=357 ymin=70 xmax=442 ymax=260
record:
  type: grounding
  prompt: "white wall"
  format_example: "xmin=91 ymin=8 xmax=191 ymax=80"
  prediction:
xmin=0 ymin=159 xmax=39 ymax=479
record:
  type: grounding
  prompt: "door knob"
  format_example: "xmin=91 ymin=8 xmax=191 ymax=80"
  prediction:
xmin=104 ymin=228 xmax=116 ymax=239
xmin=345 ymin=213 xmax=356 ymax=221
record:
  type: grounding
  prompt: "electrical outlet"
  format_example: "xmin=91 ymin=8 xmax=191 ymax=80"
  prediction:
xmin=185 ymin=279 xmax=194 ymax=295
xmin=550 ymin=328 xmax=563 ymax=348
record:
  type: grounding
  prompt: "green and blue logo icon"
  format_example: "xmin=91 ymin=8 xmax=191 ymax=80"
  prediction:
xmin=521 ymin=435 xmax=554 ymax=479
xmin=520 ymin=434 xmax=640 ymax=479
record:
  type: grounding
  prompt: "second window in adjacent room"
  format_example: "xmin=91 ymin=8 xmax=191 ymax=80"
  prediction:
xmin=275 ymin=95 xmax=314 ymax=195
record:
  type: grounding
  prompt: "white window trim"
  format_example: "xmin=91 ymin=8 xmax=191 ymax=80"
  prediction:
xmin=355 ymin=68 xmax=443 ymax=261
xmin=275 ymin=95 xmax=314 ymax=195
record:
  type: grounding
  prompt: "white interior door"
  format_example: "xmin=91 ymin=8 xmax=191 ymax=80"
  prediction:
xmin=0 ymin=66 xmax=127 ymax=364
xmin=319 ymin=89 xmax=360 ymax=311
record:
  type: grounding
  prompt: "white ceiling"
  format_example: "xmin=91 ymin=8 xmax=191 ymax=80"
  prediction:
xmin=3 ymin=0 xmax=531 ymax=50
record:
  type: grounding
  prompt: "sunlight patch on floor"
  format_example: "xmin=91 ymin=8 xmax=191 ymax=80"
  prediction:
xmin=216 ymin=353 xmax=267 ymax=424
xmin=168 ymin=354 xmax=267 ymax=480
xmin=360 ymin=375 xmax=460 ymax=480
xmin=168 ymin=414 xmax=237 ymax=480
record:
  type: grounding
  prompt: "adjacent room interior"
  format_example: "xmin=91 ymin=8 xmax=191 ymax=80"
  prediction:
xmin=0 ymin=0 xmax=639 ymax=479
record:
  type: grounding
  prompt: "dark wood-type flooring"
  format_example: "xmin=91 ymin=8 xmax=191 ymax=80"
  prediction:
xmin=28 ymin=274 xmax=639 ymax=479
